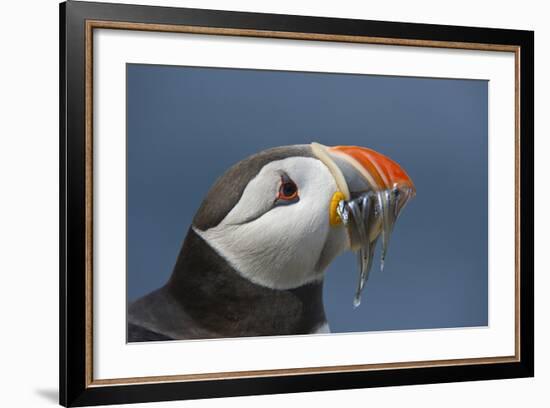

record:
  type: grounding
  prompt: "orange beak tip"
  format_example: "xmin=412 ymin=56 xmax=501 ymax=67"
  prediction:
xmin=329 ymin=145 xmax=415 ymax=193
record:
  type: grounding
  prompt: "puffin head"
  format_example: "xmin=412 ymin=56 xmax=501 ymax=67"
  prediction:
xmin=192 ymin=143 xmax=415 ymax=291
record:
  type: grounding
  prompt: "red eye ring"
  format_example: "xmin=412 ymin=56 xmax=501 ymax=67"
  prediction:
xmin=278 ymin=177 xmax=299 ymax=201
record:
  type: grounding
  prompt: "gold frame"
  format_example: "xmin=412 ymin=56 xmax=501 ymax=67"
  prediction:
xmin=84 ymin=20 xmax=521 ymax=388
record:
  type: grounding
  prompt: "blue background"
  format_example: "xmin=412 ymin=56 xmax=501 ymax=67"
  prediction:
xmin=127 ymin=64 xmax=488 ymax=333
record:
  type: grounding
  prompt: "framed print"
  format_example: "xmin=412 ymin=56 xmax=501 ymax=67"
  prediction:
xmin=59 ymin=1 xmax=534 ymax=406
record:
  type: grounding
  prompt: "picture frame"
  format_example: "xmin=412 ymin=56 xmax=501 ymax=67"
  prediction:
xmin=60 ymin=1 xmax=534 ymax=406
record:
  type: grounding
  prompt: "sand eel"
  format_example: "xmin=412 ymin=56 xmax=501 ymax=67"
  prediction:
xmin=128 ymin=143 xmax=415 ymax=342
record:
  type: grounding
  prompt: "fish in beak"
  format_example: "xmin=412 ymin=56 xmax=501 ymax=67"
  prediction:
xmin=311 ymin=142 xmax=416 ymax=306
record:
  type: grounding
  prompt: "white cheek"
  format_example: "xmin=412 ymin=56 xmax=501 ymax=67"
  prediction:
xmin=196 ymin=157 xmax=342 ymax=289
xmin=221 ymin=172 xmax=278 ymax=226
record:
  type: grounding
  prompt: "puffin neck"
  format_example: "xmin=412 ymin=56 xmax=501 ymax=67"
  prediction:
xmin=166 ymin=228 xmax=327 ymax=337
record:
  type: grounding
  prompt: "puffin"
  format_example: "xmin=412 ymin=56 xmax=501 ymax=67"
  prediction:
xmin=128 ymin=143 xmax=415 ymax=342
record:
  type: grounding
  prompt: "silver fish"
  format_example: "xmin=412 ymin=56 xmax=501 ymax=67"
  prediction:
xmin=337 ymin=186 xmax=414 ymax=307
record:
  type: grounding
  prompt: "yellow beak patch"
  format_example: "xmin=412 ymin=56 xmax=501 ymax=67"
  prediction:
xmin=329 ymin=191 xmax=345 ymax=226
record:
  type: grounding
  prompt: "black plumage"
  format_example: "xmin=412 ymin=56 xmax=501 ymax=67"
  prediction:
xmin=128 ymin=229 xmax=326 ymax=341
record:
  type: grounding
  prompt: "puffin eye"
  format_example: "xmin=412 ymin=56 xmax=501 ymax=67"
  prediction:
xmin=277 ymin=176 xmax=299 ymax=203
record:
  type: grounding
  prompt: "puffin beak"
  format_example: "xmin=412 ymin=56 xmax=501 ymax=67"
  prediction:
xmin=311 ymin=142 xmax=415 ymax=306
xmin=311 ymin=142 xmax=415 ymax=230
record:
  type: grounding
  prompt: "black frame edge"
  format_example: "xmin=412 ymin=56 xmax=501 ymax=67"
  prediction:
xmin=62 ymin=1 xmax=89 ymax=405
xmin=519 ymin=30 xmax=535 ymax=378
xmin=60 ymin=1 xmax=534 ymax=406
xmin=59 ymin=1 xmax=68 ymax=406
xmin=70 ymin=0 xmax=532 ymax=44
